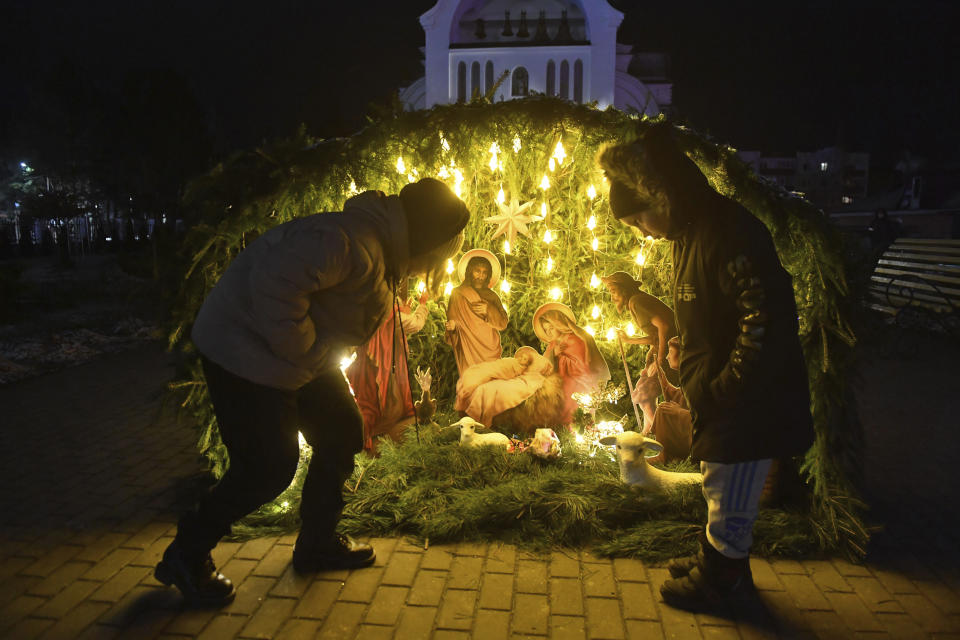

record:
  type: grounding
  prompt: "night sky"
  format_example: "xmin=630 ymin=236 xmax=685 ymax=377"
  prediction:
xmin=2 ymin=0 xmax=957 ymax=167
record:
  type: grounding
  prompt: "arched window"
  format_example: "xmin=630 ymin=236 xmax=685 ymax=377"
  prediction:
xmin=457 ymin=61 xmax=467 ymax=102
xmin=485 ymin=61 xmax=494 ymax=95
xmin=559 ymin=60 xmax=570 ymax=99
xmin=471 ymin=61 xmax=481 ymax=99
xmin=511 ymin=66 xmax=529 ymax=97
xmin=573 ymin=59 xmax=583 ymax=103
xmin=546 ymin=60 xmax=556 ymax=96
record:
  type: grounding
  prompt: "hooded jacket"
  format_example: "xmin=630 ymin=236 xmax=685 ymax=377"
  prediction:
xmin=191 ymin=191 xmax=411 ymax=391
xmin=601 ymin=128 xmax=814 ymax=463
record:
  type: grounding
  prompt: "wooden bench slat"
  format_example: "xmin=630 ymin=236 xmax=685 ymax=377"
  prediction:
xmin=888 ymin=244 xmax=960 ymax=256
xmin=867 ymin=291 xmax=955 ymax=314
xmin=882 ymin=251 xmax=960 ymax=264
xmin=870 ymin=275 xmax=960 ymax=299
xmin=894 ymin=238 xmax=960 ymax=247
xmin=867 ymin=302 xmax=898 ymax=315
xmin=873 ymin=267 xmax=960 ymax=288
xmin=877 ymin=258 xmax=960 ymax=275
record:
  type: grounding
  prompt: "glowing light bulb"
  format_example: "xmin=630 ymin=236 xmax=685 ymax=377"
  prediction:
xmin=626 ymin=322 xmax=636 ymax=336
xmin=540 ymin=202 xmax=547 ymax=218
xmin=298 ymin=431 xmax=307 ymax=448
xmin=550 ymin=287 xmax=563 ymax=300
xmin=488 ymin=143 xmax=499 ymax=172
xmin=444 ymin=281 xmax=454 ymax=296
xmin=587 ymin=215 xmax=596 ymax=230
xmin=497 ymin=186 xmax=505 ymax=204
xmin=339 ymin=352 xmax=357 ymax=373
xmin=503 ymin=240 xmax=511 ymax=255
xmin=606 ymin=328 xmax=617 ymax=341
xmin=440 ymin=136 xmax=450 ymax=152
xmin=438 ymin=166 xmax=450 ymax=178
xmin=416 ymin=280 xmax=426 ymax=293
xmin=590 ymin=273 xmax=600 ymax=288
xmin=347 ymin=180 xmax=358 ymax=195
xmin=584 ymin=325 xmax=596 ymax=336
xmin=587 ymin=184 xmax=597 ymax=200
xmin=591 ymin=305 xmax=600 ymax=319
xmin=552 ymin=140 xmax=566 ymax=165
xmin=636 ymin=252 xmax=646 ymax=266
xmin=513 ymin=136 xmax=521 ymax=153
xmin=281 ymin=500 xmax=290 ymax=510
xmin=454 ymin=184 xmax=462 ymax=198
xmin=575 ymin=432 xmax=585 ymax=444
xmin=543 ymin=229 xmax=553 ymax=244
xmin=446 ymin=259 xmax=455 ymax=274
xmin=646 ymin=235 xmax=654 ymax=241
xmin=489 ymin=142 xmax=500 ymax=154
xmin=546 ymin=257 xmax=554 ymax=272
xmin=549 ymin=157 xmax=556 ymax=172
xmin=396 ymin=156 xmax=405 ymax=174
xmin=539 ymin=175 xmax=550 ymax=190
xmin=500 ymin=279 xmax=511 ymax=294
xmin=581 ymin=394 xmax=592 ymax=406
xmin=592 ymin=237 xmax=599 ymax=251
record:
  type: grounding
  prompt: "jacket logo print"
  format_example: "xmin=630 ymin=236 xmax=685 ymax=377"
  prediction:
xmin=678 ymin=283 xmax=697 ymax=302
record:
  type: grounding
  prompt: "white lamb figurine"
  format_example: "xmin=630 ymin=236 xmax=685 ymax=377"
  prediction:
xmin=455 ymin=417 xmax=511 ymax=449
xmin=600 ymin=432 xmax=702 ymax=491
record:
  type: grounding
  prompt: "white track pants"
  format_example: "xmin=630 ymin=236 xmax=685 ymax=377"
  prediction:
xmin=700 ymin=459 xmax=773 ymax=559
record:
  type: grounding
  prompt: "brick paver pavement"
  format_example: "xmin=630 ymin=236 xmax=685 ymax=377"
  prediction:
xmin=1 ymin=342 xmax=958 ymax=639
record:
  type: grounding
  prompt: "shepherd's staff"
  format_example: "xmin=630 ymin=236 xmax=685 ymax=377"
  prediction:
xmin=616 ymin=333 xmax=645 ymax=434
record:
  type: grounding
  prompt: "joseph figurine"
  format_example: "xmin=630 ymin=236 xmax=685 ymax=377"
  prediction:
xmin=444 ymin=249 xmax=509 ymax=375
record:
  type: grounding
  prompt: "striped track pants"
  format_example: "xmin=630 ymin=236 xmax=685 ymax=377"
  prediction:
xmin=700 ymin=459 xmax=773 ymax=559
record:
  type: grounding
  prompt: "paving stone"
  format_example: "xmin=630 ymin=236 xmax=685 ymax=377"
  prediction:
xmin=395 ymin=605 xmax=438 ymax=639
xmin=409 ymin=569 xmax=447 ymax=606
xmin=293 ymin=579 xmax=343 ymax=618
xmin=76 ymin=622 xmax=123 ymax=639
xmin=269 ymin=565 xmax=312 ymax=598
xmin=480 ymin=572 xmax=514 ymax=610
xmin=585 ymin=597 xmax=626 ymax=640
xmin=318 ymin=601 xmax=366 ymax=639
xmin=223 ymin=575 xmax=276 ymax=616
xmin=437 ymin=589 xmax=478 ymax=631
xmin=875 ymin=612 xmax=929 ymax=639
xmin=896 ymin=593 xmax=959 ymax=633
xmin=820 ymin=590 xmax=881 ymax=634
xmin=382 ymin=551 xmax=421 ymax=587
xmin=74 ymin=533 xmax=132 ymax=564
xmin=89 ymin=566 xmax=152 ymax=603
xmin=749 ymin=558 xmax=783 ymax=591
xmin=803 ymin=560 xmax=853 ymax=594
xmin=869 ymin=565 xmax=919 ymax=596
xmin=365 ymin=585 xmax=408 ymax=625
xmin=129 ymin=536 xmax=173 ymax=568
xmin=512 ymin=593 xmax=549 ymax=635
xmin=769 ymin=558 xmax=806 ymax=575
xmin=161 ymin=606 xmax=219 ymax=636
xmin=434 ymin=631 xmax=469 ymax=640
xmin=625 ymin=619 xmax=665 ymax=640
xmin=357 ymin=623 xmax=395 ymax=640
xmin=550 ymin=577 xmax=585 ymax=616
xmin=37 ymin=600 xmax=111 ymax=640
xmin=832 ymin=559 xmax=873 ymax=578
xmin=778 ymin=573 xmax=832 ymax=611
xmin=759 ymin=590 xmax=811 ymax=635
xmin=0 ymin=555 xmax=33 ymax=581
xmin=455 ymin=541 xmax=488 ymax=557
xmin=583 ymin=563 xmax=617 ymax=598
xmin=275 ymin=617 xmax=323 ymax=640
xmin=31 ymin=578 xmax=100 ymax=619
xmin=517 ymin=559 xmax=548 ymax=594
xmin=0 ymin=593 xmax=47 ymax=630
xmin=28 ymin=560 xmax=93 ymax=597
xmin=612 ymin=558 xmax=648 ymax=582
xmin=98 ymin=584 xmax=179 ymax=627
xmin=486 ymin=544 xmax=517 ymax=574
xmin=339 ymin=567 xmax=385 ymax=603
xmin=0 ymin=574 xmax=41 ymax=609
xmin=218 ymin=558 xmax=258 ymax=588
xmin=23 ymin=544 xmax=83 ymax=578
xmin=236 ymin=537 xmax=276 ymax=560
xmin=422 ymin=545 xmax=454 ymax=570
xmin=550 ymin=551 xmax=581 ymax=578
xmin=240 ymin=596 xmax=297 ymax=639
xmin=847 ymin=576 xmax=904 ymax=613
xmin=122 ymin=521 xmax=170 ymax=551
xmin=699 ymin=626 xmax=741 ymax=639
xmin=476 ymin=608 xmax=510 ymax=640
xmin=253 ymin=544 xmax=292 ymax=577
xmin=913 ymin=578 xmax=960 ymax=615
xmin=396 ymin=538 xmax=426 ymax=554
xmin=448 ymin=555 xmax=484 ymax=590
xmin=801 ymin=609 xmax=852 ymax=639
xmin=5 ymin=617 xmax=55 ymax=639
xmin=211 ymin=542 xmax=242 ymax=568
xmin=83 ymin=547 xmax=140 ymax=582
xmin=619 ymin=581 xmax=657 ymax=621
xmin=196 ymin=613 xmax=249 ymax=640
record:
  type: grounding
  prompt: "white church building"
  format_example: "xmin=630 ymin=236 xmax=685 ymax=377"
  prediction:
xmin=399 ymin=0 xmax=672 ymax=116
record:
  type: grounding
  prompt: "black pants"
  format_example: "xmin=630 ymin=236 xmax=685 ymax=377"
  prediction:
xmin=176 ymin=357 xmax=364 ymax=556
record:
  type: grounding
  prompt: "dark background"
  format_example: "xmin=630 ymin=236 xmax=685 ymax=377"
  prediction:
xmin=2 ymin=0 xmax=957 ymax=167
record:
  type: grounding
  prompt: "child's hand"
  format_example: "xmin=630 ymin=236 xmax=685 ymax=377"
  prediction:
xmin=419 ymin=290 xmax=429 ymax=305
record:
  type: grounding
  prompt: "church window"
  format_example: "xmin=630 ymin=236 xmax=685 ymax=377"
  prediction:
xmin=546 ymin=60 xmax=556 ymax=96
xmin=457 ymin=62 xmax=467 ymax=102
xmin=559 ymin=60 xmax=570 ymax=99
xmin=485 ymin=61 xmax=494 ymax=94
xmin=512 ymin=66 xmax=529 ymax=97
xmin=471 ymin=61 xmax=481 ymax=99
xmin=574 ymin=59 xmax=583 ymax=102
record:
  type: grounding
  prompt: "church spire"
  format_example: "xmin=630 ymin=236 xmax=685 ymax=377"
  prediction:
xmin=517 ymin=10 xmax=529 ymax=38
xmin=501 ymin=10 xmax=513 ymax=37
xmin=555 ymin=10 xmax=573 ymax=43
xmin=474 ymin=18 xmax=486 ymax=39
xmin=534 ymin=10 xmax=549 ymax=42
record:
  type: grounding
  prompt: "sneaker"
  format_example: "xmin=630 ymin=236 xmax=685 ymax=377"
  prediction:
xmin=154 ymin=540 xmax=235 ymax=607
xmin=293 ymin=533 xmax=376 ymax=573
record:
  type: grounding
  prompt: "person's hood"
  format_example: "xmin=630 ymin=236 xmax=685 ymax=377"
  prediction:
xmin=343 ymin=190 xmax=410 ymax=284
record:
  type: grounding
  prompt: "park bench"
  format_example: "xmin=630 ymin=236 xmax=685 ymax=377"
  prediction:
xmin=868 ymin=238 xmax=960 ymax=335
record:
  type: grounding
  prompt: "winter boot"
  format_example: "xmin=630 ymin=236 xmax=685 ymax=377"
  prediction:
xmin=292 ymin=532 xmax=376 ymax=573
xmin=660 ymin=535 xmax=755 ymax=612
xmin=154 ymin=540 xmax=235 ymax=607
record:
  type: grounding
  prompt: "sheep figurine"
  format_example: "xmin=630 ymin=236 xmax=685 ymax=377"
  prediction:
xmin=455 ymin=417 xmax=511 ymax=449
xmin=599 ymin=431 xmax=702 ymax=491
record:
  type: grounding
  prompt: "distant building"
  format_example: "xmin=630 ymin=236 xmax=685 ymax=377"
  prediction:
xmin=738 ymin=147 xmax=869 ymax=210
xmin=400 ymin=0 xmax=672 ymax=116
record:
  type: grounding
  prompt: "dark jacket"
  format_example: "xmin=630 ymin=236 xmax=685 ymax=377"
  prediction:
xmin=671 ymin=190 xmax=814 ymax=463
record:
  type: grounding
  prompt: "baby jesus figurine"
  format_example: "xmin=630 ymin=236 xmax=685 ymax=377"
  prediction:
xmin=454 ymin=346 xmax=554 ymax=427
